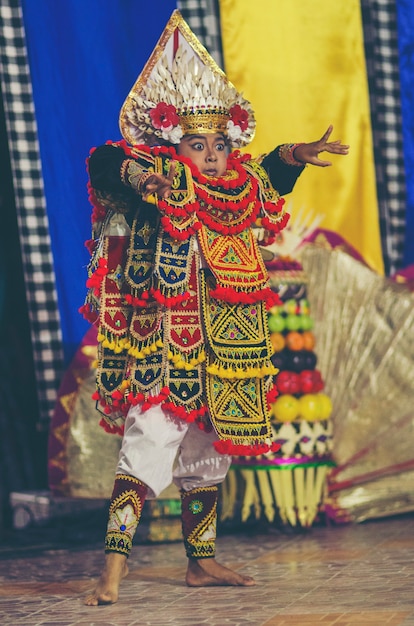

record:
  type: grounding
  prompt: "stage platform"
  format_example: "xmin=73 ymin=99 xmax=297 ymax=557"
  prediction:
xmin=1 ymin=511 xmax=414 ymax=625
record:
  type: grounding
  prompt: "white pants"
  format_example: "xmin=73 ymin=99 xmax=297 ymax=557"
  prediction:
xmin=116 ymin=404 xmax=232 ymax=498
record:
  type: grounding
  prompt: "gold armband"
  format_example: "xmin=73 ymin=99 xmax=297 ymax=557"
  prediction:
xmin=121 ymin=159 xmax=154 ymax=194
xmin=278 ymin=143 xmax=305 ymax=167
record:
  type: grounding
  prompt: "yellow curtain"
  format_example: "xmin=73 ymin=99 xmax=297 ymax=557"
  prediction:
xmin=219 ymin=0 xmax=384 ymax=274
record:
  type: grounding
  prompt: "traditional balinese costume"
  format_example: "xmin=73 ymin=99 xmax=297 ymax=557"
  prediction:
xmin=81 ymin=10 xmax=304 ymax=558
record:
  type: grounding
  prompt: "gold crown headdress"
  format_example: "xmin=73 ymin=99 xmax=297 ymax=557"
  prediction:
xmin=119 ymin=10 xmax=255 ymax=148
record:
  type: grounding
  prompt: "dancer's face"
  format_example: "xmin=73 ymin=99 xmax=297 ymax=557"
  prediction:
xmin=177 ymin=133 xmax=228 ymax=177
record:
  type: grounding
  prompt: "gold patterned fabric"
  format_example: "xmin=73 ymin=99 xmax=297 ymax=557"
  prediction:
xmin=200 ymin=269 xmax=274 ymax=443
xmin=197 ymin=225 xmax=268 ymax=292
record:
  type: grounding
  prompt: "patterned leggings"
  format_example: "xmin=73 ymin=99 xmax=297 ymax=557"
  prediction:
xmin=105 ymin=474 xmax=219 ymax=559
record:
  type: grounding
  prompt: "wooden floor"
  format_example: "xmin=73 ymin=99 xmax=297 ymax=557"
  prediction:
xmin=1 ymin=513 xmax=414 ymax=625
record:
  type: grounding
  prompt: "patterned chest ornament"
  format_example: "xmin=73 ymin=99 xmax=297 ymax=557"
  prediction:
xmin=155 ymin=146 xmax=288 ymax=308
xmin=154 ymin=145 xmax=289 ymax=241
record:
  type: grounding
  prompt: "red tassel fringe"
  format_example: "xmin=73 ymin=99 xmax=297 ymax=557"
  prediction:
xmin=213 ymin=440 xmax=281 ymax=456
xmin=209 ymin=285 xmax=282 ymax=307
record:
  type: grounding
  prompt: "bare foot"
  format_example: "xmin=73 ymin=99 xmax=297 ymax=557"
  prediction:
xmin=84 ymin=553 xmax=129 ymax=606
xmin=186 ymin=557 xmax=255 ymax=587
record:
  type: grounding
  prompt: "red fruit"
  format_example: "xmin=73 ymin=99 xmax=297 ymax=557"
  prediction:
xmin=276 ymin=371 xmax=301 ymax=395
xmin=299 ymin=369 xmax=324 ymax=393
xmin=299 ymin=370 xmax=315 ymax=393
xmin=311 ymin=370 xmax=324 ymax=392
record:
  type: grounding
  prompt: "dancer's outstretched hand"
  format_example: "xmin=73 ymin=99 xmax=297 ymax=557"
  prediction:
xmin=294 ymin=125 xmax=349 ymax=167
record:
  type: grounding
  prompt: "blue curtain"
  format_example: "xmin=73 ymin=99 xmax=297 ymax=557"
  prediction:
xmin=21 ymin=0 xmax=177 ymax=362
xmin=397 ymin=0 xmax=414 ymax=267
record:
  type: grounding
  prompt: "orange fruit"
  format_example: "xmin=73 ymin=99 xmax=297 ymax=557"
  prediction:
xmin=285 ymin=331 xmax=304 ymax=351
xmin=270 ymin=332 xmax=285 ymax=352
xmin=302 ymin=331 xmax=315 ymax=351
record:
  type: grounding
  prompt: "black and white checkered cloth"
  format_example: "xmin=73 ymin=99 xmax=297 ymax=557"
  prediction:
xmin=178 ymin=0 xmax=224 ymax=68
xmin=361 ymin=0 xmax=407 ymax=275
xmin=0 ymin=0 xmax=64 ymax=428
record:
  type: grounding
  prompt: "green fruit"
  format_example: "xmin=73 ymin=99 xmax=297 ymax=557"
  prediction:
xmin=268 ymin=314 xmax=286 ymax=333
xmin=300 ymin=314 xmax=314 ymax=331
xmin=285 ymin=314 xmax=301 ymax=331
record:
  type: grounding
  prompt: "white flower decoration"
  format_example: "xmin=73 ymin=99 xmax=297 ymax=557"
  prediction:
xmin=163 ymin=124 xmax=184 ymax=144
xmin=226 ymin=120 xmax=243 ymax=143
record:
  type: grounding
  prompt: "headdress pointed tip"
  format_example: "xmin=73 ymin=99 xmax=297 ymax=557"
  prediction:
xmin=119 ymin=10 xmax=255 ymax=148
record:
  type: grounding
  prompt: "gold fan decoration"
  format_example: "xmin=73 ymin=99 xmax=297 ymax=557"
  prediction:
xmin=302 ymin=245 xmax=414 ymax=523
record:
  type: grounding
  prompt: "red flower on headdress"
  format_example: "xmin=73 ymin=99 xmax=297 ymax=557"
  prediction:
xmin=150 ymin=102 xmax=179 ymax=131
xmin=229 ymin=104 xmax=249 ymax=131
